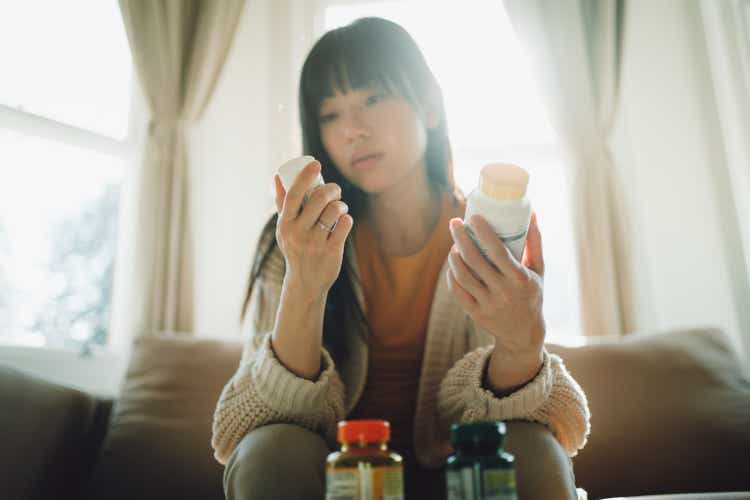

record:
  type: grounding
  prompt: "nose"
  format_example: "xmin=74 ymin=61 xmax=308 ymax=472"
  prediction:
xmin=343 ymin=109 xmax=369 ymax=143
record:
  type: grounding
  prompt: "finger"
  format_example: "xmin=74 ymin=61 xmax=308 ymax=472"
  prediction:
xmin=446 ymin=269 xmax=479 ymax=315
xmin=274 ymin=175 xmax=285 ymax=214
xmin=312 ymin=200 xmax=349 ymax=243
xmin=448 ymin=246 xmax=491 ymax=304
xmin=469 ymin=214 xmax=528 ymax=283
xmin=298 ymin=183 xmax=342 ymax=229
xmin=280 ymin=159 xmax=321 ymax=222
xmin=328 ymin=213 xmax=354 ymax=250
xmin=522 ymin=212 xmax=544 ymax=278
xmin=448 ymin=218 xmax=503 ymax=290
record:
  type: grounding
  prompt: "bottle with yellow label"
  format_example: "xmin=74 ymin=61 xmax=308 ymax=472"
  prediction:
xmin=326 ymin=420 xmax=404 ymax=500
xmin=445 ymin=421 xmax=518 ymax=500
xmin=464 ymin=163 xmax=532 ymax=262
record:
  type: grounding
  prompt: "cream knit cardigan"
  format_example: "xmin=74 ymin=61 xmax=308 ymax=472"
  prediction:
xmin=211 ymin=234 xmax=590 ymax=467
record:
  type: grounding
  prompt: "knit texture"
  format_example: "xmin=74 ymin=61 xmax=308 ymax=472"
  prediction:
xmin=211 ymin=332 xmax=346 ymax=465
xmin=437 ymin=345 xmax=590 ymax=457
xmin=211 ymin=229 xmax=591 ymax=467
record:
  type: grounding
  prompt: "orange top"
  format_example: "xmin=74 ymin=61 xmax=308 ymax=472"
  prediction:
xmin=349 ymin=190 xmax=466 ymax=453
xmin=337 ymin=419 xmax=391 ymax=445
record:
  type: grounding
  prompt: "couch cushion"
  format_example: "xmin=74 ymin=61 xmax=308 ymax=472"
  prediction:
xmin=85 ymin=328 xmax=750 ymax=500
xmin=547 ymin=327 xmax=750 ymax=500
xmin=0 ymin=364 xmax=111 ymax=500
xmin=84 ymin=333 xmax=242 ymax=500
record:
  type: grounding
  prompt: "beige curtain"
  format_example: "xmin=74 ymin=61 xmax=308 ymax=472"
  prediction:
xmin=110 ymin=0 xmax=245 ymax=345
xmin=503 ymin=0 xmax=636 ymax=336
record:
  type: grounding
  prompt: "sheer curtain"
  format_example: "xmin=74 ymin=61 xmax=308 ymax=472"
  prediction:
xmin=110 ymin=0 xmax=245 ymax=348
xmin=503 ymin=0 xmax=636 ymax=337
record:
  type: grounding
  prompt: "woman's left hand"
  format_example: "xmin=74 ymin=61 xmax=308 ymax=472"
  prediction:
xmin=447 ymin=212 xmax=546 ymax=394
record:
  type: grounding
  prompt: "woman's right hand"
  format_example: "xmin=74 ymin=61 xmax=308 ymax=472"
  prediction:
xmin=274 ymin=159 xmax=354 ymax=301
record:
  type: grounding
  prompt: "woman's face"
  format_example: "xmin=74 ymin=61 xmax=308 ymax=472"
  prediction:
xmin=318 ymin=83 xmax=434 ymax=195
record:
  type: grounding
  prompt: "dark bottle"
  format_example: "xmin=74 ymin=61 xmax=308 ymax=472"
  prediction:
xmin=445 ymin=421 xmax=518 ymax=500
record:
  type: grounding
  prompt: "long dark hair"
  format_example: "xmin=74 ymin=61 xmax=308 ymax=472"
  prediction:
xmin=241 ymin=17 xmax=457 ymax=362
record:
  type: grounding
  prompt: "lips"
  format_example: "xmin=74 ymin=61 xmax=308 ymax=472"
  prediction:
xmin=351 ymin=152 xmax=384 ymax=168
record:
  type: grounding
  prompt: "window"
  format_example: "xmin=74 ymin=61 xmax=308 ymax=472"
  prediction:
xmin=323 ymin=0 xmax=583 ymax=344
xmin=0 ymin=1 xmax=134 ymax=351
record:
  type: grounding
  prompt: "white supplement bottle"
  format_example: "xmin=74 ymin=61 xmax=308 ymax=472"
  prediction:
xmin=277 ymin=155 xmax=324 ymax=200
xmin=464 ymin=163 xmax=532 ymax=262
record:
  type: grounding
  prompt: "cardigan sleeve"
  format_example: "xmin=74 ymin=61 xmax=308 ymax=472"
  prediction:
xmin=437 ymin=345 xmax=591 ymax=457
xmin=210 ymin=241 xmax=346 ymax=465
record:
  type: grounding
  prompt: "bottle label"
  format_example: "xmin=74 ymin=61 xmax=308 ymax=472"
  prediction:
xmin=482 ymin=468 xmax=518 ymax=500
xmin=326 ymin=465 xmax=403 ymax=500
xmin=446 ymin=467 xmax=476 ymax=500
xmin=466 ymin=225 xmax=527 ymax=262
xmin=446 ymin=466 xmax=517 ymax=500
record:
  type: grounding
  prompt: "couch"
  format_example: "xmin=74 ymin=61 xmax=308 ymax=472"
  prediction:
xmin=1 ymin=326 xmax=749 ymax=500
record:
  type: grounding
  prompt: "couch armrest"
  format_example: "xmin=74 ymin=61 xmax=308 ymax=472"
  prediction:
xmin=0 ymin=364 xmax=111 ymax=500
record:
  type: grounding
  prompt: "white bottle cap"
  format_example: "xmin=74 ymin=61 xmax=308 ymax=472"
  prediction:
xmin=479 ymin=163 xmax=529 ymax=200
xmin=277 ymin=155 xmax=323 ymax=191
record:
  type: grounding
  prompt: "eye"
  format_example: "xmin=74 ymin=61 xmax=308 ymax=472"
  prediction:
xmin=366 ymin=93 xmax=385 ymax=106
xmin=319 ymin=112 xmax=337 ymax=124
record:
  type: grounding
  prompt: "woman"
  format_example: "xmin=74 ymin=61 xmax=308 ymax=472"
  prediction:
xmin=212 ymin=17 xmax=589 ymax=500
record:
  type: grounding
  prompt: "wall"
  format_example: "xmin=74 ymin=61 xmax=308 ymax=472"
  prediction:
xmin=186 ymin=0 xmax=317 ymax=338
xmin=610 ymin=0 xmax=748 ymax=359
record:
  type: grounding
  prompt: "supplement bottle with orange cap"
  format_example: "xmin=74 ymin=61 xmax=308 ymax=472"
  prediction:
xmin=325 ymin=419 xmax=404 ymax=500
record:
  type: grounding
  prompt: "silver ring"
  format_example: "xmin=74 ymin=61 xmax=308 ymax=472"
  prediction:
xmin=316 ymin=219 xmax=334 ymax=233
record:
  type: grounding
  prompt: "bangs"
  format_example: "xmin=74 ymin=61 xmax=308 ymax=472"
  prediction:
xmin=300 ymin=19 xmax=427 ymax=119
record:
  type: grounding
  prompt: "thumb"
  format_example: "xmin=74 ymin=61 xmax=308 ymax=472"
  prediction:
xmin=522 ymin=212 xmax=544 ymax=278
xmin=274 ymin=175 xmax=285 ymax=213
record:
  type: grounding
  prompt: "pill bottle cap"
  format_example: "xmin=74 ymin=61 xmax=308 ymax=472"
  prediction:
xmin=278 ymin=155 xmax=320 ymax=191
xmin=338 ymin=420 xmax=391 ymax=444
xmin=450 ymin=421 xmax=507 ymax=448
xmin=479 ymin=163 xmax=529 ymax=200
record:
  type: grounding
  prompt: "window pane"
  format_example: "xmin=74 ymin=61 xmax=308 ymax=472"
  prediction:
xmin=0 ymin=129 xmax=124 ymax=349
xmin=323 ymin=0 xmax=557 ymax=147
xmin=323 ymin=1 xmax=582 ymax=340
xmin=0 ymin=1 xmax=132 ymax=139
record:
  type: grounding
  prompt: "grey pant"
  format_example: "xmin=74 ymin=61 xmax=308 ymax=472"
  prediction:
xmin=223 ymin=421 xmax=578 ymax=500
